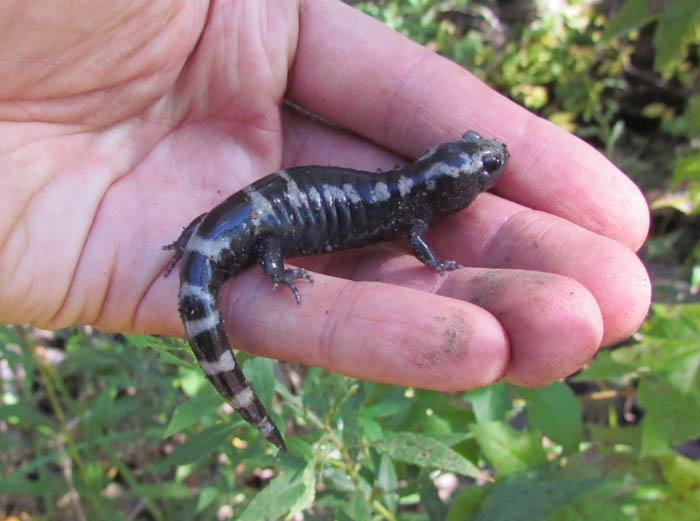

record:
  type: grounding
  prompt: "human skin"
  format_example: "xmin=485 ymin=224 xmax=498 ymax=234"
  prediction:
xmin=0 ymin=0 xmax=650 ymax=390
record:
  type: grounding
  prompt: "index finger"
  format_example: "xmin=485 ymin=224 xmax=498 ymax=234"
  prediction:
xmin=288 ymin=0 xmax=648 ymax=250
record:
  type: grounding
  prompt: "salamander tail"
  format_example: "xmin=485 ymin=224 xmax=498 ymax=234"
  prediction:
xmin=178 ymin=275 xmax=286 ymax=450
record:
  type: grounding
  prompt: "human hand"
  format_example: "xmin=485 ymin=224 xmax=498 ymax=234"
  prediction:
xmin=0 ymin=0 xmax=650 ymax=390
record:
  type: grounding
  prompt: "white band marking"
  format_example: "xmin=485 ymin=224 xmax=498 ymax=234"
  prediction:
xmin=244 ymin=186 xmax=275 ymax=225
xmin=278 ymin=171 xmax=305 ymax=209
xmin=343 ymin=183 xmax=362 ymax=204
xmin=307 ymin=186 xmax=322 ymax=211
xmin=373 ymin=181 xmax=391 ymax=202
xmin=186 ymin=234 xmax=228 ymax=261
xmin=257 ymin=417 xmax=275 ymax=437
xmin=199 ymin=349 xmax=237 ymax=375
xmin=398 ymin=176 xmax=414 ymax=197
xmin=322 ymin=183 xmax=346 ymax=205
xmin=231 ymin=386 xmax=255 ymax=408
xmin=180 ymin=283 xmax=214 ymax=304
xmin=184 ymin=311 xmax=220 ymax=337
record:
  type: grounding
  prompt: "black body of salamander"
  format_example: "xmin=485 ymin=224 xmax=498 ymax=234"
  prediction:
xmin=163 ymin=130 xmax=509 ymax=450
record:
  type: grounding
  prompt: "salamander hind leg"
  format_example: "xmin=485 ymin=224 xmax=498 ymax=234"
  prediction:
xmin=162 ymin=213 xmax=207 ymax=276
xmin=256 ymin=235 xmax=314 ymax=304
xmin=409 ymin=219 xmax=463 ymax=275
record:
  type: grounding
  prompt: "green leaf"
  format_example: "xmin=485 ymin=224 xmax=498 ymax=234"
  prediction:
xmin=340 ymin=380 xmax=366 ymax=449
xmin=376 ymin=432 xmax=483 ymax=479
xmin=286 ymin=436 xmax=314 ymax=461
xmin=471 ymin=465 xmax=600 ymax=521
xmin=642 ymin=303 xmax=700 ymax=339
xmin=0 ymin=325 xmax=23 ymax=347
xmin=0 ymin=473 xmax=64 ymax=496
xmin=587 ymin=424 xmax=642 ymax=455
xmin=446 ymin=485 xmax=488 ymax=521
xmin=649 ymin=185 xmax=696 ymax=215
xmin=602 ymin=0 xmax=657 ymax=39
xmin=467 ymin=382 xmax=510 ymax=423
xmin=638 ymin=493 xmax=700 ymax=520
xmin=674 ymin=150 xmax=700 ymax=183
xmin=156 ymin=422 xmax=240 ymax=468
xmin=288 ymin=463 xmax=316 ymax=517
xmin=237 ymin=471 xmax=307 ymax=521
xmin=542 ymin=452 xmax=651 ymax=521
xmin=668 ymin=95 xmax=700 ymax=141
xmin=638 ymin=455 xmax=700 ymax=519
xmin=547 ymin=495 xmax=632 ymax=521
xmin=196 ymin=486 xmax=220 ymax=512
xmin=243 ymin=357 xmax=276 ymax=409
xmin=653 ymin=0 xmax=700 ymax=75
xmin=363 ymin=395 xmax=410 ymax=418
xmin=638 ymin=379 xmax=700 ymax=456
xmin=124 ymin=333 xmax=194 ymax=369
xmin=342 ymin=491 xmax=372 ymax=521
xmin=0 ymin=434 xmax=21 ymax=453
xmin=243 ymin=357 xmax=286 ymax=441
xmin=129 ymin=481 xmax=192 ymax=499
xmin=418 ymin=470 xmax=448 ymax=521
xmin=0 ymin=404 xmax=58 ymax=430
xmin=124 ymin=334 xmax=188 ymax=355
xmin=471 ymin=422 xmax=547 ymax=475
xmin=404 ymin=390 xmax=462 ymax=435
xmin=359 ymin=416 xmax=384 ymax=443
xmin=377 ymin=453 xmax=398 ymax=492
xmin=518 ymin=383 xmax=583 ymax=453
xmin=88 ymin=388 xmax=143 ymax=429
xmin=157 ymin=349 xmax=196 ymax=369
xmin=377 ymin=453 xmax=400 ymax=513
xmin=326 ymin=468 xmax=357 ymax=493
xmin=661 ymin=454 xmax=700 ymax=493
xmin=178 ymin=365 xmax=209 ymax=396
xmin=572 ymin=350 xmax=636 ymax=381
xmin=427 ymin=431 xmax=472 ymax=447
xmin=615 ymin=337 xmax=700 ymax=394
xmin=163 ymin=390 xmax=222 ymax=438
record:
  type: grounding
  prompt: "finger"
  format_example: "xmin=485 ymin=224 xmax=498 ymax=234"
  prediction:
xmin=215 ymin=269 xmax=510 ymax=392
xmin=290 ymin=0 xmax=649 ymax=250
xmin=425 ymin=193 xmax=650 ymax=346
xmin=438 ymin=269 xmax=602 ymax=386
xmin=301 ymin=249 xmax=603 ymax=386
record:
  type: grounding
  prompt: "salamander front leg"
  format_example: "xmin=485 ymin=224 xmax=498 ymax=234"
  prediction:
xmin=256 ymin=235 xmax=314 ymax=304
xmin=409 ymin=219 xmax=462 ymax=275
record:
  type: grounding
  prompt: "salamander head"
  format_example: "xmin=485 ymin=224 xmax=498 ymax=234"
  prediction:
xmin=415 ymin=130 xmax=509 ymax=216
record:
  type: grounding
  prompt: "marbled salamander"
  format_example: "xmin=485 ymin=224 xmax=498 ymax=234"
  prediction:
xmin=163 ymin=130 xmax=508 ymax=450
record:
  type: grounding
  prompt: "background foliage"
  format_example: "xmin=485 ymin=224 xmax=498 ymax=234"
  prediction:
xmin=2 ymin=0 xmax=699 ymax=519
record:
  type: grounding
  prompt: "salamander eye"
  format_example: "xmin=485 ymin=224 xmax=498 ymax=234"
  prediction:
xmin=482 ymin=153 xmax=504 ymax=173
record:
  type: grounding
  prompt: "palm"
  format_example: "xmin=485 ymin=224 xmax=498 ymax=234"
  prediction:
xmin=1 ymin=1 xmax=297 ymax=328
xmin=0 ymin=0 xmax=651 ymax=390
